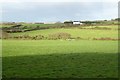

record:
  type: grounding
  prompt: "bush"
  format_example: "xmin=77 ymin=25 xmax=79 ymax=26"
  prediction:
xmin=48 ymin=32 xmax=71 ymax=40
xmin=76 ymin=37 xmax=82 ymax=40
xmin=32 ymin=35 xmax=44 ymax=40
xmin=92 ymin=37 xmax=118 ymax=41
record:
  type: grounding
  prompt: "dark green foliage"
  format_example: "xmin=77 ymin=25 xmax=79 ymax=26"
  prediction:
xmin=32 ymin=35 xmax=44 ymax=40
xmin=64 ymin=21 xmax=73 ymax=25
xmin=76 ymin=37 xmax=82 ymax=40
xmin=92 ymin=37 xmax=118 ymax=41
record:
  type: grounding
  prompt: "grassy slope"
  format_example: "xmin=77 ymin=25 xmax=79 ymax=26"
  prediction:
xmin=11 ymin=28 xmax=118 ymax=39
xmin=83 ymin=25 xmax=118 ymax=30
xmin=0 ymin=24 xmax=14 ymax=28
xmin=2 ymin=25 xmax=118 ymax=78
xmin=2 ymin=40 xmax=118 ymax=78
xmin=22 ymin=23 xmax=64 ymax=27
xmin=0 ymin=23 xmax=64 ymax=28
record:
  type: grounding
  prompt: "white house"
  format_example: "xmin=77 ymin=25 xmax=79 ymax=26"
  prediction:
xmin=73 ymin=21 xmax=82 ymax=25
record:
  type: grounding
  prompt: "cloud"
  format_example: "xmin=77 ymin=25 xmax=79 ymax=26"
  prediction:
xmin=1 ymin=2 xmax=118 ymax=22
xmin=0 ymin=0 xmax=119 ymax=3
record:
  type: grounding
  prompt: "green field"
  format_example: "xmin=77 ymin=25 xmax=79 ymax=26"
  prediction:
xmin=82 ymin=25 xmax=119 ymax=30
xmin=22 ymin=23 xmax=64 ymax=27
xmin=11 ymin=28 xmax=118 ymax=39
xmin=2 ymin=40 xmax=118 ymax=78
xmin=2 ymin=25 xmax=119 ymax=78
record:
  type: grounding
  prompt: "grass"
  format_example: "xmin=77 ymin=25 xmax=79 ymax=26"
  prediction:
xmin=82 ymin=25 xmax=119 ymax=30
xmin=0 ymin=24 xmax=14 ymax=28
xmin=11 ymin=28 xmax=118 ymax=39
xmin=2 ymin=40 xmax=118 ymax=78
xmin=2 ymin=25 xmax=119 ymax=78
xmin=0 ymin=23 xmax=64 ymax=28
xmin=22 ymin=23 xmax=64 ymax=27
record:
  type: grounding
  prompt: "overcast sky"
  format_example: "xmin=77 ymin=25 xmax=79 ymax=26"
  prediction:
xmin=1 ymin=0 xmax=119 ymax=22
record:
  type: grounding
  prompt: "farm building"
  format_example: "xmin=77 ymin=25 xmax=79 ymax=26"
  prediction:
xmin=64 ymin=21 xmax=83 ymax=25
xmin=34 ymin=22 xmax=44 ymax=24
xmin=64 ymin=21 xmax=73 ymax=25
xmin=73 ymin=21 xmax=80 ymax=25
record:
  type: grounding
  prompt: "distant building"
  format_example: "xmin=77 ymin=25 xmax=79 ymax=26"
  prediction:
xmin=64 ymin=21 xmax=73 ymax=25
xmin=34 ymin=22 xmax=44 ymax=24
xmin=64 ymin=21 xmax=83 ymax=25
xmin=73 ymin=21 xmax=80 ymax=25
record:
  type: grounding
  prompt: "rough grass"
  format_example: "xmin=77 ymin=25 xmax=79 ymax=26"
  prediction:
xmin=11 ymin=28 xmax=118 ymax=39
xmin=2 ymin=40 xmax=118 ymax=78
xmin=2 ymin=25 xmax=118 ymax=78
xmin=82 ymin=25 xmax=118 ymax=30
xmin=0 ymin=24 xmax=14 ymax=28
xmin=22 ymin=23 xmax=64 ymax=27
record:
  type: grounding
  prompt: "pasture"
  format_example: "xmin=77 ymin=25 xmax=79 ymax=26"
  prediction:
xmin=2 ymin=40 xmax=118 ymax=78
xmin=2 ymin=24 xmax=119 ymax=78
xmin=11 ymin=28 xmax=118 ymax=39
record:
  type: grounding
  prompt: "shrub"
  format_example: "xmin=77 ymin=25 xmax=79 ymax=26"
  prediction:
xmin=76 ymin=37 xmax=82 ymax=40
xmin=12 ymin=35 xmax=31 ymax=40
xmin=92 ymin=37 xmax=119 ymax=41
xmin=22 ymin=35 xmax=31 ymax=39
xmin=48 ymin=32 xmax=71 ymax=40
xmin=10 ymin=34 xmax=44 ymax=40
xmin=33 ymin=35 xmax=44 ymax=40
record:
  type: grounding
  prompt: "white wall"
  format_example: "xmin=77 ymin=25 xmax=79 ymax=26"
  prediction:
xmin=73 ymin=22 xmax=80 ymax=24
